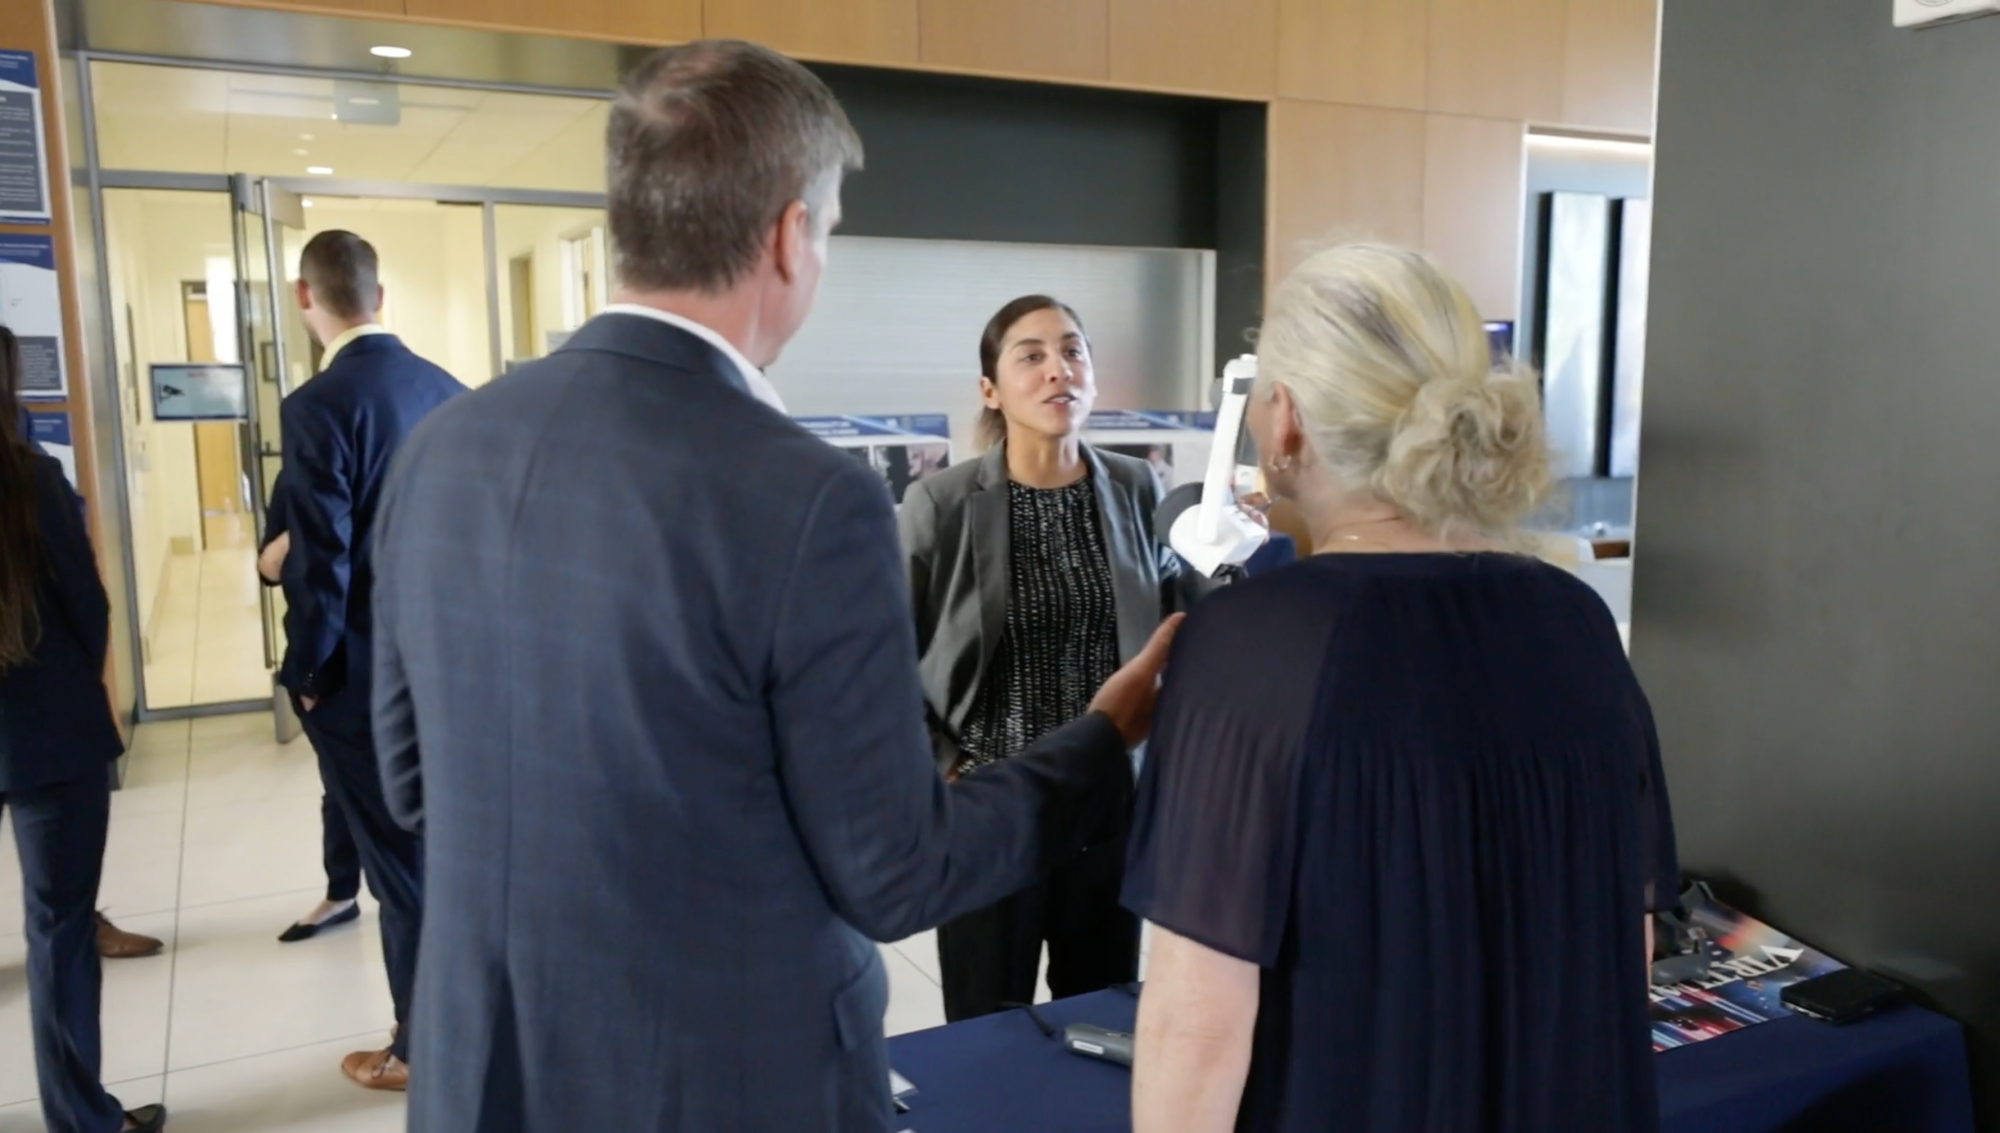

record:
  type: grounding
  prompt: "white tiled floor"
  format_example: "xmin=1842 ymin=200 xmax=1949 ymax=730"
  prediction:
xmin=144 ymin=549 xmax=273 ymax=711
xmin=0 ymin=712 xmax=1032 ymax=1131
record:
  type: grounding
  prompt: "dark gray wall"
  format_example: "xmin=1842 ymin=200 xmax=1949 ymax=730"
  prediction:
xmin=1637 ymin=0 xmax=2000 ymax=1116
xmin=811 ymin=64 xmax=1265 ymax=378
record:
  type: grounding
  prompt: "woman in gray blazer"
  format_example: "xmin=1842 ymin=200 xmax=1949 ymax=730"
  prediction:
xmin=898 ymin=295 xmax=1204 ymax=1022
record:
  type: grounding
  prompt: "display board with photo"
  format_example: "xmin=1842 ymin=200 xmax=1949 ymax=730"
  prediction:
xmin=1082 ymin=410 xmax=1218 ymax=498
xmin=795 ymin=414 xmax=952 ymax=504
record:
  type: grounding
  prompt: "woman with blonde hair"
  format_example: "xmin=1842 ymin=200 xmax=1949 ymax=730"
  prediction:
xmin=1122 ymin=244 xmax=1679 ymax=1132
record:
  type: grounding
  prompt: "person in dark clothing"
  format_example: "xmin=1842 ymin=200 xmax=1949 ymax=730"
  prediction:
xmin=274 ymin=231 xmax=467 ymax=1091
xmin=0 ymin=325 xmax=167 ymax=1133
xmin=255 ymin=473 xmax=362 ymax=943
xmin=1123 ymin=244 xmax=1679 ymax=1133
xmin=898 ymin=296 xmax=1209 ymax=1021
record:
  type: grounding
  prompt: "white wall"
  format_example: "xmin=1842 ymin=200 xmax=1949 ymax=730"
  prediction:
xmin=103 ymin=189 xmax=227 ymax=634
xmin=493 ymin=205 xmax=606 ymax=369
xmin=291 ymin=202 xmax=494 ymax=387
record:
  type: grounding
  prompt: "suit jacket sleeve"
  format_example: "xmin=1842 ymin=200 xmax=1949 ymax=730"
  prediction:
xmin=33 ymin=457 xmax=110 ymax=673
xmin=371 ymin=453 xmax=422 ymax=834
xmin=771 ymin=464 xmax=1133 ymax=943
xmin=280 ymin=395 xmax=354 ymax=697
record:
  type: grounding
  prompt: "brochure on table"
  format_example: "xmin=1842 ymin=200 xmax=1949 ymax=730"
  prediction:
xmin=0 ymin=51 xmax=53 ymax=226
xmin=1082 ymin=410 xmax=1218 ymax=498
xmin=795 ymin=414 xmax=951 ymax=505
xmin=0 ymin=234 xmax=65 ymax=400
xmin=1649 ymin=890 xmax=1847 ymax=1051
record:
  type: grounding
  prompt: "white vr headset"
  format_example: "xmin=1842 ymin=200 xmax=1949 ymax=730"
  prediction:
xmin=1161 ymin=354 xmax=1270 ymax=579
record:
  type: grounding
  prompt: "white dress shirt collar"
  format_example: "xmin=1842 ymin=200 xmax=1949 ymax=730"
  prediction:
xmin=319 ymin=323 xmax=391 ymax=369
xmin=598 ymin=304 xmax=787 ymax=413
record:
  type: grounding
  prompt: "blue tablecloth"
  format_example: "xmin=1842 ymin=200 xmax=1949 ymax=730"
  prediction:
xmin=886 ymin=989 xmax=1974 ymax=1133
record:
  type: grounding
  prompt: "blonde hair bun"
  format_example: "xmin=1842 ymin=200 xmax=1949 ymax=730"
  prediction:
xmin=1258 ymin=242 xmax=1553 ymax=539
xmin=1379 ymin=366 xmax=1550 ymax=535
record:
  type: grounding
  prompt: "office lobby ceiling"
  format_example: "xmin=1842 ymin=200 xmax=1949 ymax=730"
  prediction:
xmin=89 ymin=59 xmax=611 ymax=192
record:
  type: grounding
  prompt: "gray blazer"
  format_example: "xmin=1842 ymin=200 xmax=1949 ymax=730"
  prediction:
xmin=898 ymin=443 xmax=1207 ymax=773
xmin=371 ymin=314 xmax=1134 ymax=1132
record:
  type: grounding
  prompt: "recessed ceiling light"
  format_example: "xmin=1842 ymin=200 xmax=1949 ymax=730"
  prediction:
xmin=293 ymin=148 xmax=309 ymax=156
xmin=300 ymin=133 xmax=315 ymax=141
xmin=370 ymin=45 xmax=412 ymax=59
xmin=307 ymin=166 xmax=333 ymax=175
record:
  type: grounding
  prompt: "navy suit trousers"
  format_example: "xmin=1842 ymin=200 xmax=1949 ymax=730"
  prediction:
xmin=302 ymin=688 xmax=423 ymax=1061
xmin=4 ymin=767 xmax=122 ymax=1133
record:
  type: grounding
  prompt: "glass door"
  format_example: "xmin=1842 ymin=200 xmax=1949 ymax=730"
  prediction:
xmin=231 ymin=175 xmax=307 ymax=675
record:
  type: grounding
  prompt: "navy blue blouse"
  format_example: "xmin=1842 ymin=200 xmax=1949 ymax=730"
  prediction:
xmin=1124 ymin=552 xmax=1677 ymax=1133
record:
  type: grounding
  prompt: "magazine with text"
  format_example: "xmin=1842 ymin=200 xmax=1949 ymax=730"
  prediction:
xmin=1650 ymin=892 xmax=1846 ymax=1051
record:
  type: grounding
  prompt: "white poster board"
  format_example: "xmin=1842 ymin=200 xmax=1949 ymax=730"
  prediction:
xmin=0 ymin=234 xmax=64 ymax=400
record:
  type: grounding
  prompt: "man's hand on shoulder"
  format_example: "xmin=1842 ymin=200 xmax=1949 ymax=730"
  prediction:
xmin=1088 ymin=614 xmax=1184 ymax=748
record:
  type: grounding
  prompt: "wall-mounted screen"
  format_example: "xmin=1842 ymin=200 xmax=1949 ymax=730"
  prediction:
xmin=150 ymin=363 xmax=249 ymax=422
xmin=1484 ymin=320 xmax=1516 ymax=366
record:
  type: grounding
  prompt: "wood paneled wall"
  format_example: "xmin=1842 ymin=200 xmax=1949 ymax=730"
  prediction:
xmin=1268 ymin=0 xmax=1657 ymax=321
xmin=195 ymin=0 xmax=1655 ymax=319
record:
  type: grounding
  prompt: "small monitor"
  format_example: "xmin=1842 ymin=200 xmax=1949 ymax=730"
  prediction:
xmin=1484 ymin=321 xmax=1516 ymax=366
xmin=150 ymin=363 xmax=249 ymax=422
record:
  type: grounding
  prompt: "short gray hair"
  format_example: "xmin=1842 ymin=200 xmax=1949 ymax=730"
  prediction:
xmin=607 ymin=40 xmax=864 ymax=294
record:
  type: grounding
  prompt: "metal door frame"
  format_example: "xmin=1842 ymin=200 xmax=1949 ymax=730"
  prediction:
xmin=72 ymin=54 xmax=609 ymax=721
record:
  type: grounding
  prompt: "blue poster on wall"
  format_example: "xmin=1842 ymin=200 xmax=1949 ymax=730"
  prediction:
xmin=0 ymin=50 xmax=52 ymax=225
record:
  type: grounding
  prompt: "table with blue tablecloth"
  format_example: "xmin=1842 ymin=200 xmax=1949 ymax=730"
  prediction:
xmin=886 ymin=988 xmax=1974 ymax=1133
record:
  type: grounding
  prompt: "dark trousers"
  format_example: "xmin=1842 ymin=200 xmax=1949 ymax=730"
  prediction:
xmin=3 ymin=768 xmax=124 ymax=1133
xmin=937 ymin=839 xmax=1140 ymax=1023
xmin=301 ymin=688 xmax=422 ymax=1062
xmin=321 ymin=790 xmax=361 ymax=903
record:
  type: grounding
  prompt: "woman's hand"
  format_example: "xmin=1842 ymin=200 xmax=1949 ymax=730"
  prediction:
xmin=1132 ymin=925 xmax=1259 ymax=1133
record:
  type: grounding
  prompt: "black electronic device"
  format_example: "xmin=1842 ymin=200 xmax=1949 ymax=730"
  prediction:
xmin=1780 ymin=968 xmax=1905 ymax=1025
xmin=1063 ymin=1023 xmax=1135 ymax=1067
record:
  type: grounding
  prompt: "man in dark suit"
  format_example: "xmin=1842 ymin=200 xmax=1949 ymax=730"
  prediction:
xmin=257 ymin=473 xmax=363 ymax=944
xmin=371 ymin=41 xmax=1175 ymax=1131
xmin=276 ymin=231 xmax=465 ymax=1091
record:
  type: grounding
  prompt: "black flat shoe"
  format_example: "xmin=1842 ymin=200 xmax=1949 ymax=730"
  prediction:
xmin=278 ymin=902 xmax=360 ymax=943
xmin=123 ymin=1103 xmax=168 ymax=1132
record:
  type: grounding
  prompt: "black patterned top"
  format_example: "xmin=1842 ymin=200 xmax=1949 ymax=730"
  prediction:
xmin=957 ymin=476 xmax=1122 ymax=772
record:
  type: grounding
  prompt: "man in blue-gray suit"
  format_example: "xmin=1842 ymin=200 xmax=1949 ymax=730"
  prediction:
xmin=371 ymin=40 xmax=1176 ymax=1132
xmin=277 ymin=230 xmax=465 ymax=1093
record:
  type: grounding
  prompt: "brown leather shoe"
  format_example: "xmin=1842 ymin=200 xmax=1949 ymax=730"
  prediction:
xmin=97 ymin=913 xmax=163 ymax=959
xmin=341 ymin=1048 xmax=409 ymax=1092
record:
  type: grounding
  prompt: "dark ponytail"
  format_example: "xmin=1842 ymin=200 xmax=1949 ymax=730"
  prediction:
xmin=975 ymin=294 xmax=1086 ymax=452
xmin=0 ymin=326 xmax=43 ymax=671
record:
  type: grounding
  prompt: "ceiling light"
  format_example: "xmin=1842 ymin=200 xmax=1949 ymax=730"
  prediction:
xmin=307 ymin=166 xmax=333 ymax=175
xmin=300 ymin=133 xmax=315 ymax=141
xmin=293 ymin=148 xmax=308 ymax=156
xmin=370 ymin=45 xmax=412 ymax=59
xmin=302 ymin=199 xmax=315 ymax=208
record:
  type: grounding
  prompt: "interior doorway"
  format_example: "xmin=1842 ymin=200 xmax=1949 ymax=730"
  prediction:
xmin=83 ymin=58 xmax=612 ymax=718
